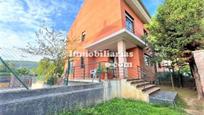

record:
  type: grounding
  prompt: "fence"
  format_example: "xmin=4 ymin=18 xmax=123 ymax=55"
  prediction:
xmin=0 ymin=47 xmax=41 ymax=90
xmin=68 ymin=61 xmax=153 ymax=81
xmin=69 ymin=61 xmax=118 ymax=80
xmin=0 ymin=57 xmax=30 ymax=89
xmin=156 ymin=72 xmax=195 ymax=88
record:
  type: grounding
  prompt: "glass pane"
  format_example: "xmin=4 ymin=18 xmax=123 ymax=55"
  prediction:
xmin=126 ymin=17 xmax=134 ymax=33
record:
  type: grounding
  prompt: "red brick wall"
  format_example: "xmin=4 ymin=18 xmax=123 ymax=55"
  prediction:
xmin=121 ymin=0 xmax=146 ymax=37
xmin=68 ymin=0 xmax=124 ymax=50
xmin=67 ymin=0 xmax=148 ymax=79
xmin=127 ymin=47 xmax=144 ymax=79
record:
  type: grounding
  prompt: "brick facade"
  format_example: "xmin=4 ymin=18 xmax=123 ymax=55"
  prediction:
xmin=66 ymin=0 xmax=154 ymax=80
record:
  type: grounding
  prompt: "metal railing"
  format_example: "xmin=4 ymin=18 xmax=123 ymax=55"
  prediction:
xmin=68 ymin=61 xmax=153 ymax=82
xmin=69 ymin=62 xmax=104 ymax=82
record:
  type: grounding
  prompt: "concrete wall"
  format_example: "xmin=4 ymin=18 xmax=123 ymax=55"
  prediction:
xmin=103 ymin=80 xmax=122 ymax=100
xmin=103 ymin=79 xmax=149 ymax=102
xmin=0 ymin=79 xmax=150 ymax=115
xmin=121 ymin=79 xmax=149 ymax=102
xmin=193 ymin=50 xmax=204 ymax=93
xmin=0 ymin=83 xmax=104 ymax=115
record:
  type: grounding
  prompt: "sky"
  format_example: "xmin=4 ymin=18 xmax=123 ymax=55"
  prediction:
xmin=0 ymin=0 xmax=162 ymax=61
xmin=142 ymin=0 xmax=164 ymax=16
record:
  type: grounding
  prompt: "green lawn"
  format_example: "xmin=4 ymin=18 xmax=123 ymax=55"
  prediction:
xmin=59 ymin=98 xmax=185 ymax=115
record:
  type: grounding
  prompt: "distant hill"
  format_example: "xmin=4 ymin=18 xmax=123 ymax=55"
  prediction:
xmin=5 ymin=60 xmax=38 ymax=69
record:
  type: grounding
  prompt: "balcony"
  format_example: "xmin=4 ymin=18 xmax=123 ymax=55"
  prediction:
xmin=85 ymin=29 xmax=146 ymax=51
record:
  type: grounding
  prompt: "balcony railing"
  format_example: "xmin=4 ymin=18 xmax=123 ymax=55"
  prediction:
xmin=67 ymin=61 xmax=154 ymax=82
xmin=126 ymin=26 xmax=134 ymax=34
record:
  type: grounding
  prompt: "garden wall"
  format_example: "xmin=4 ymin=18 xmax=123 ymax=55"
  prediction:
xmin=156 ymin=72 xmax=195 ymax=88
xmin=0 ymin=82 xmax=104 ymax=115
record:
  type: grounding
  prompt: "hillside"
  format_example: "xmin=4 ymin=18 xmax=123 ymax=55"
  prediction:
xmin=3 ymin=60 xmax=38 ymax=69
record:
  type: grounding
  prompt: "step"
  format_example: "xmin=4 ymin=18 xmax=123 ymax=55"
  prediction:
xmin=126 ymin=78 xmax=140 ymax=81
xmin=130 ymin=80 xmax=145 ymax=84
xmin=149 ymin=91 xmax=177 ymax=105
xmin=144 ymin=87 xmax=160 ymax=95
xmin=138 ymin=84 xmax=156 ymax=91
xmin=134 ymin=82 xmax=150 ymax=88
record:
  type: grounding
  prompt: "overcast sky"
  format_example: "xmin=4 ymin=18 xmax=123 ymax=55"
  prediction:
xmin=0 ymin=0 xmax=163 ymax=61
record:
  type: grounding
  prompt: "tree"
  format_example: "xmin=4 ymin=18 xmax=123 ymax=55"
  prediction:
xmin=16 ymin=68 xmax=30 ymax=76
xmin=21 ymin=27 xmax=65 ymax=82
xmin=21 ymin=26 xmax=80 ymax=84
xmin=35 ymin=58 xmax=56 ymax=82
xmin=0 ymin=64 xmax=6 ymax=72
xmin=147 ymin=0 xmax=204 ymax=99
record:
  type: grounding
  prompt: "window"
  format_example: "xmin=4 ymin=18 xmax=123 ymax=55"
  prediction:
xmin=125 ymin=12 xmax=134 ymax=33
xmin=81 ymin=31 xmax=86 ymax=41
xmin=80 ymin=57 xmax=85 ymax=68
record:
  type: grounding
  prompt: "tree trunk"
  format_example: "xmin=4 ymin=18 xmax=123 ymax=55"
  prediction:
xmin=189 ymin=60 xmax=203 ymax=99
xmin=178 ymin=68 xmax=183 ymax=88
xmin=171 ymin=68 xmax=175 ymax=89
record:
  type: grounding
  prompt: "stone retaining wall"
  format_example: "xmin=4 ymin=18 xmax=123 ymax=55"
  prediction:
xmin=0 ymin=79 xmax=151 ymax=115
xmin=0 ymin=83 xmax=104 ymax=115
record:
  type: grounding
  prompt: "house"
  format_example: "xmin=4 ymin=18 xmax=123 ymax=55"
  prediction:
xmin=65 ymin=0 xmax=156 ymax=82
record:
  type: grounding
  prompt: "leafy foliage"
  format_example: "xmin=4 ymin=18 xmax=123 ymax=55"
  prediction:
xmin=147 ymin=0 xmax=204 ymax=98
xmin=35 ymin=58 xmax=61 ymax=82
xmin=16 ymin=67 xmax=30 ymax=76
xmin=180 ymin=65 xmax=191 ymax=77
xmin=147 ymin=0 xmax=204 ymax=64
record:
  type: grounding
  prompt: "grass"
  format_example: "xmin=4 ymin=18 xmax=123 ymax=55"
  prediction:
xmin=59 ymin=98 xmax=185 ymax=115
